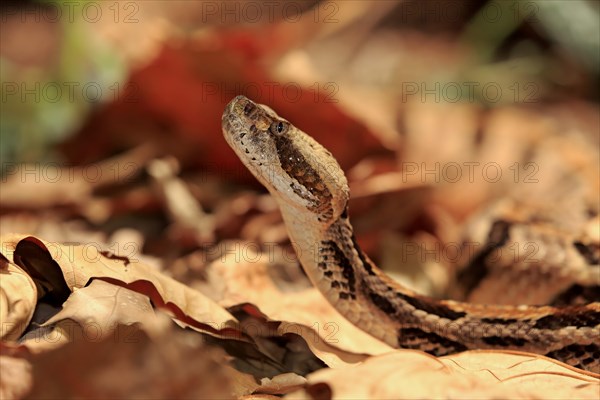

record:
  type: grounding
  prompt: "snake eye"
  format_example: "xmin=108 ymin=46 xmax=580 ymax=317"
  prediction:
xmin=270 ymin=121 xmax=287 ymax=136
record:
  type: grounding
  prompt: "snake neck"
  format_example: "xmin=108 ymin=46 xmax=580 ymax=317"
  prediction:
xmin=283 ymin=209 xmax=466 ymax=348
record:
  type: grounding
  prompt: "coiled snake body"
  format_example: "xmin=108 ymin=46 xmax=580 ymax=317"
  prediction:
xmin=222 ymin=95 xmax=600 ymax=373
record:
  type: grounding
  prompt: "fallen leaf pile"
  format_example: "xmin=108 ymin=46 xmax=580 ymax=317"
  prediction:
xmin=1 ymin=233 xmax=599 ymax=398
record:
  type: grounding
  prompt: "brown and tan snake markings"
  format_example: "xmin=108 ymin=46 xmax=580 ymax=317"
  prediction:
xmin=398 ymin=327 xmax=468 ymax=356
xmin=456 ymin=220 xmax=511 ymax=296
xmin=222 ymin=95 xmax=600 ymax=373
xmin=318 ymin=239 xmax=357 ymax=300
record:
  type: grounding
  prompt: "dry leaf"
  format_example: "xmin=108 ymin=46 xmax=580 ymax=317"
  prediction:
xmin=40 ymin=280 xmax=154 ymax=341
xmin=256 ymin=372 xmax=307 ymax=395
xmin=0 ymin=234 xmax=239 ymax=339
xmin=0 ymin=256 xmax=37 ymax=341
xmin=288 ymin=350 xmax=600 ymax=400
xmin=206 ymin=249 xmax=392 ymax=367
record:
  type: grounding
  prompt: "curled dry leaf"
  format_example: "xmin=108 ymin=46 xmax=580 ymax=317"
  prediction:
xmin=0 ymin=233 xmax=238 ymax=341
xmin=201 ymin=238 xmax=600 ymax=396
xmin=36 ymin=280 xmax=155 ymax=345
xmin=288 ymin=351 xmax=600 ymax=400
xmin=443 ymin=350 xmax=600 ymax=379
xmin=0 ymin=255 xmax=37 ymax=341
xmin=207 ymin=250 xmax=392 ymax=368
xmin=205 ymin=304 xmax=327 ymax=379
xmin=256 ymin=372 xmax=307 ymax=395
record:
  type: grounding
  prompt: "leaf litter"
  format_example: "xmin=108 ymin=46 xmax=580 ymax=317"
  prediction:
xmin=1 ymin=2 xmax=599 ymax=399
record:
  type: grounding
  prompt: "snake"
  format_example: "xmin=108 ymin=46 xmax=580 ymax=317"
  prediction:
xmin=221 ymin=95 xmax=600 ymax=373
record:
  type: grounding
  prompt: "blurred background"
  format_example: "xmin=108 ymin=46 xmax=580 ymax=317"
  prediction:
xmin=1 ymin=0 xmax=599 ymax=296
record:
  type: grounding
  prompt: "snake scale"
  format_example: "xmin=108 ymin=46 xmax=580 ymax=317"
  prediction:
xmin=222 ymin=95 xmax=600 ymax=373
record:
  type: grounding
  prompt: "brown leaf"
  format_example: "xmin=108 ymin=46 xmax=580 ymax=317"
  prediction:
xmin=206 ymin=250 xmax=392 ymax=367
xmin=41 ymin=280 xmax=154 ymax=339
xmin=1 ymin=234 xmax=239 ymax=340
xmin=0 ymin=256 xmax=37 ymax=341
xmin=288 ymin=351 xmax=600 ymax=400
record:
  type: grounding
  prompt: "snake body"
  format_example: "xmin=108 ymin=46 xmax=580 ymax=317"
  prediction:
xmin=222 ymin=95 xmax=600 ymax=372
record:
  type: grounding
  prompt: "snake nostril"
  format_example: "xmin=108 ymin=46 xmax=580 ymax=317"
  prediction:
xmin=243 ymin=102 xmax=255 ymax=116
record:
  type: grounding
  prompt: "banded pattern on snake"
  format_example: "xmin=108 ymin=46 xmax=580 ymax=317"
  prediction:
xmin=222 ymin=95 xmax=600 ymax=373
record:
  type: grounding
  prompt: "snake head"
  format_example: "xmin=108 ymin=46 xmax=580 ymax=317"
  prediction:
xmin=222 ymin=95 xmax=349 ymax=225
